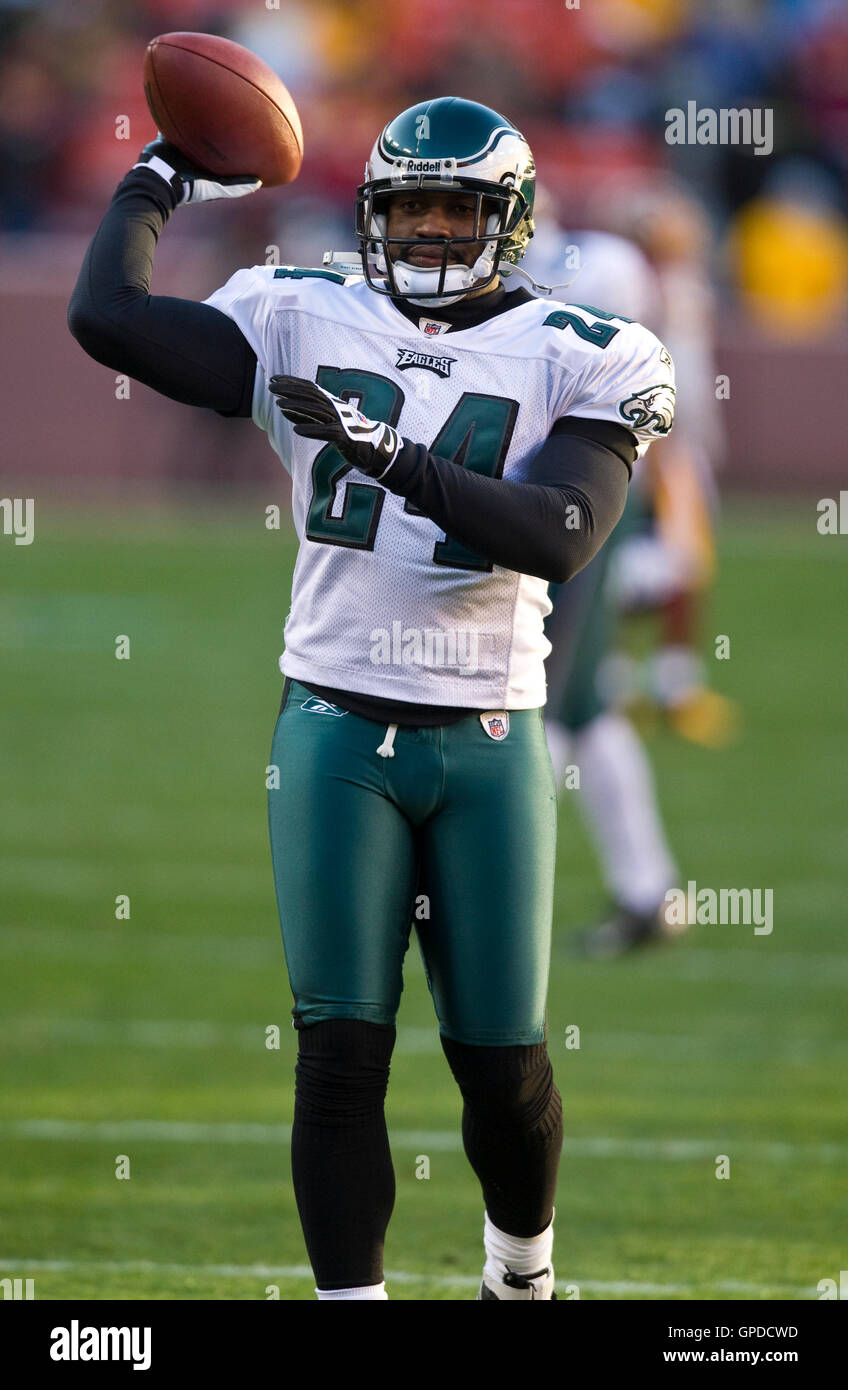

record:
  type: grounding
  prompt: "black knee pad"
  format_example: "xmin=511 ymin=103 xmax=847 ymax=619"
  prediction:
xmin=295 ymin=1019 xmax=395 ymax=1126
xmin=440 ymin=1035 xmax=559 ymax=1131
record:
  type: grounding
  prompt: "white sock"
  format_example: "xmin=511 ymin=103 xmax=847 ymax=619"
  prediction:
xmin=483 ymin=1210 xmax=554 ymax=1285
xmin=572 ymin=713 xmax=677 ymax=915
xmin=316 ymin=1282 xmax=388 ymax=1300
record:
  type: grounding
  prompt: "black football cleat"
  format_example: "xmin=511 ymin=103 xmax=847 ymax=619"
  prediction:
xmin=478 ymin=1266 xmax=557 ymax=1299
xmin=573 ymin=903 xmax=688 ymax=960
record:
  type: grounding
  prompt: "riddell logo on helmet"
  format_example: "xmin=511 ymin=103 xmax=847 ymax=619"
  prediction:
xmin=399 ymin=158 xmax=450 ymax=175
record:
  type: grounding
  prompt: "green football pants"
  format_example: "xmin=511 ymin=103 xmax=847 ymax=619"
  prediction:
xmin=267 ymin=680 xmax=558 ymax=1044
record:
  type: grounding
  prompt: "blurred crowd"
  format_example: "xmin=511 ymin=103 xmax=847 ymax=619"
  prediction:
xmin=1 ymin=0 xmax=847 ymax=338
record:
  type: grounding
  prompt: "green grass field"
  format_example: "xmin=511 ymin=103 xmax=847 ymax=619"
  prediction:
xmin=1 ymin=500 xmax=845 ymax=1301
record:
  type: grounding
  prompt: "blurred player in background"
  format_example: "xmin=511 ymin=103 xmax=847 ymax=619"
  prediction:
xmin=523 ymin=190 xmax=682 ymax=954
xmin=600 ymin=182 xmax=738 ymax=750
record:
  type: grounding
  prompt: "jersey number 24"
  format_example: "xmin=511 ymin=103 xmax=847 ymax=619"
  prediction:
xmin=305 ymin=366 xmax=518 ymax=573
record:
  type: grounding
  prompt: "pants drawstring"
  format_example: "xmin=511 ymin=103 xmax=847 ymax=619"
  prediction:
xmin=376 ymin=723 xmax=398 ymax=758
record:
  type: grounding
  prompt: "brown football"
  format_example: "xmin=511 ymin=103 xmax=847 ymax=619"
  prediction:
xmin=143 ymin=31 xmax=303 ymax=187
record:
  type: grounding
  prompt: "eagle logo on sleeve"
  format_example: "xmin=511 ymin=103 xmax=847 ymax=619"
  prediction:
xmin=618 ymin=383 xmax=676 ymax=437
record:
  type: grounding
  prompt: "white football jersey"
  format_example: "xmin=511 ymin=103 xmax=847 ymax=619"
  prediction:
xmin=204 ymin=268 xmax=674 ymax=709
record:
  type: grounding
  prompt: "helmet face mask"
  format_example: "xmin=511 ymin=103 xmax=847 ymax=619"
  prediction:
xmin=356 ymin=180 xmax=528 ymax=302
xmin=356 ymin=98 xmax=535 ymax=306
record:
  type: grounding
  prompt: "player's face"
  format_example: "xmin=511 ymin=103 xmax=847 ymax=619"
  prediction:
xmin=385 ymin=191 xmax=499 ymax=269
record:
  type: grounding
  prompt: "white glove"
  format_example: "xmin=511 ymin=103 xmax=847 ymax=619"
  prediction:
xmin=134 ymin=135 xmax=261 ymax=205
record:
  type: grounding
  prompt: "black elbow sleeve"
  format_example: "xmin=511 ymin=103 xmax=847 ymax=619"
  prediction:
xmin=67 ymin=293 xmax=113 ymax=364
xmin=550 ymin=558 xmax=574 ymax=586
xmin=547 ymin=545 xmax=582 ymax=587
xmin=67 ymin=242 xmax=122 ymax=364
xmin=66 ymin=297 xmax=84 ymax=343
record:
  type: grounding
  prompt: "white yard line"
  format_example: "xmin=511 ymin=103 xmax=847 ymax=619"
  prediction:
xmin=1 ymin=1118 xmax=845 ymax=1163
xmin=0 ymin=1256 xmax=815 ymax=1298
xmin=3 ymin=926 xmax=848 ymax=984
xmin=3 ymin=1014 xmax=846 ymax=1063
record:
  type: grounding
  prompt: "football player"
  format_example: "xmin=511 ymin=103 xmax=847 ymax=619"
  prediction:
xmin=68 ymin=96 xmax=675 ymax=1300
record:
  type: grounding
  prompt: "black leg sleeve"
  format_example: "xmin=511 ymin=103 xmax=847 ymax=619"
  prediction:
xmin=291 ymin=1019 xmax=396 ymax=1291
xmin=441 ymin=1036 xmax=563 ymax=1237
xmin=67 ymin=167 xmax=256 ymax=417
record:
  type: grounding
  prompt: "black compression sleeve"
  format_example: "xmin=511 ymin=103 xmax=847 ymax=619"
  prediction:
xmin=380 ymin=417 xmax=635 ymax=585
xmin=67 ymin=167 xmax=257 ymax=417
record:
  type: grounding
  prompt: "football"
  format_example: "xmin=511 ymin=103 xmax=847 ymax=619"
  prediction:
xmin=143 ymin=31 xmax=303 ymax=187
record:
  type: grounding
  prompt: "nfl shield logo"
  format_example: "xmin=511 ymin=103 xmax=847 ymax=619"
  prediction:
xmin=418 ymin=316 xmax=450 ymax=336
xmin=480 ymin=711 xmax=510 ymax=741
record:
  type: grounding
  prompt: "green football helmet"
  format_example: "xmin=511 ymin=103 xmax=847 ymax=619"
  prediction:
xmin=355 ymin=96 xmax=536 ymax=305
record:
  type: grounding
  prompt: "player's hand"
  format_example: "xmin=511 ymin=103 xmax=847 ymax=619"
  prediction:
xmin=133 ymin=135 xmax=262 ymax=205
xmin=269 ymin=376 xmax=403 ymax=480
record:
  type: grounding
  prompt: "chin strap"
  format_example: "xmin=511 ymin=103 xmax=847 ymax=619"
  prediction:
xmin=322 ymin=250 xmax=365 ymax=276
xmin=498 ymin=262 xmax=580 ymax=298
